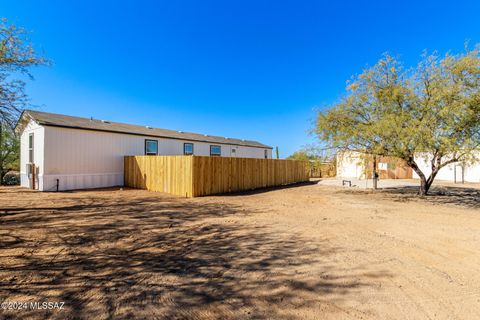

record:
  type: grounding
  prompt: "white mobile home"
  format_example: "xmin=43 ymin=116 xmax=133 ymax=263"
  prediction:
xmin=16 ymin=110 xmax=273 ymax=191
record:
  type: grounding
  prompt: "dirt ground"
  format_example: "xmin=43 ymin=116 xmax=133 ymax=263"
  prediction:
xmin=1 ymin=181 xmax=480 ymax=319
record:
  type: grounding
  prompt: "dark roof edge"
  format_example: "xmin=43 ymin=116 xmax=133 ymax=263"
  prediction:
xmin=14 ymin=110 xmax=33 ymax=133
xmin=38 ymin=122 xmax=273 ymax=149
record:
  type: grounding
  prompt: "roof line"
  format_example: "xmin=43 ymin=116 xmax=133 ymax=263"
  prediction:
xmin=14 ymin=110 xmax=33 ymax=133
xmin=37 ymin=122 xmax=273 ymax=149
xmin=21 ymin=109 xmax=273 ymax=149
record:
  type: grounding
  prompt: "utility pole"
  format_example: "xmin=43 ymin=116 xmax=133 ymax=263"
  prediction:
xmin=275 ymin=146 xmax=279 ymax=159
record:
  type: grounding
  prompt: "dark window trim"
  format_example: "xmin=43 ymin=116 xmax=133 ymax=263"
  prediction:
xmin=210 ymin=145 xmax=221 ymax=156
xmin=264 ymin=149 xmax=268 ymax=159
xmin=184 ymin=142 xmax=194 ymax=155
xmin=144 ymin=139 xmax=158 ymax=155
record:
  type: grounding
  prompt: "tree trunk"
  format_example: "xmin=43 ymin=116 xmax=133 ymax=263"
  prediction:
xmin=411 ymin=163 xmax=439 ymax=196
xmin=418 ymin=176 xmax=431 ymax=196
xmin=407 ymin=156 xmax=459 ymax=196
xmin=372 ymin=155 xmax=378 ymax=190
xmin=407 ymin=159 xmax=430 ymax=196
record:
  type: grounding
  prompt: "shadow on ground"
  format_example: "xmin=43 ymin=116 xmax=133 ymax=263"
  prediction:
xmin=214 ymin=181 xmax=319 ymax=197
xmin=379 ymin=185 xmax=480 ymax=209
xmin=1 ymin=187 xmax=386 ymax=319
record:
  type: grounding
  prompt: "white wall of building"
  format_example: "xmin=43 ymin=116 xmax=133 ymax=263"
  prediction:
xmin=20 ymin=120 xmax=45 ymax=190
xmin=413 ymin=153 xmax=480 ymax=183
xmin=21 ymin=122 xmax=272 ymax=191
xmin=463 ymin=163 xmax=480 ymax=182
xmin=336 ymin=151 xmax=366 ymax=179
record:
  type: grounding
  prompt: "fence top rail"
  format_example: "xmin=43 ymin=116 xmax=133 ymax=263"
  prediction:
xmin=125 ymin=155 xmax=308 ymax=163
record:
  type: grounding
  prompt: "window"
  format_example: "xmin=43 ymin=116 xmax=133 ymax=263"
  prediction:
xmin=210 ymin=145 xmax=221 ymax=156
xmin=184 ymin=143 xmax=194 ymax=155
xmin=264 ymin=149 xmax=268 ymax=159
xmin=145 ymin=139 xmax=158 ymax=155
xmin=28 ymin=133 xmax=34 ymax=163
xmin=231 ymin=148 xmax=236 ymax=154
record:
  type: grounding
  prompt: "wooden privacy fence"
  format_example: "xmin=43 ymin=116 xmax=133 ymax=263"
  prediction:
xmin=309 ymin=161 xmax=336 ymax=178
xmin=124 ymin=156 xmax=310 ymax=197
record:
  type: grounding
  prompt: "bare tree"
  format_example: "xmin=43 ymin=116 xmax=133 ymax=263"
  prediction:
xmin=0 ymin=18 xmax=48 ymax=183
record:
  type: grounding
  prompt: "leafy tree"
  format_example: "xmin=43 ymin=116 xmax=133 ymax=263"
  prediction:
xmin=287 ymin=145 xmax=336 ymax=178
xmin=287 ymin=144 xmax=335 ymax=161
xmin=287 ymin=150 xmax=314 ymax=161
xmin=0 ymin=124 xmax=19 ymax=182
xmin=316 ymin=47 xmax=480 ymax=195
xmin=0 ymin=18 xmax=47 ymax=183
xmin=1 ymin=18 xmax=48 ymax=126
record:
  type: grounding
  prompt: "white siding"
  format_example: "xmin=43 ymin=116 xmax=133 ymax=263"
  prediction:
xmin=336 ymin=151 xmax=366 ymax=179
xmin=20 ymin=120 xmax=45 ymax=189
xmin=413 ymin=153 xmax=480 ymax=183
xmin=463 ymin=163 xmax=480 ymax=182
xmin=24 ymin=126 xmax=272 ymax=191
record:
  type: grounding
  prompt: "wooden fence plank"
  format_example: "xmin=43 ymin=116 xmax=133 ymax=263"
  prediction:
xmin=124 ymin=156 xmax=309 ymax=197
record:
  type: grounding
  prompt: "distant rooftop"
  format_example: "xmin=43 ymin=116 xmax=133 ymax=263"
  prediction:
xmin=20 ymin=110 xmax=272 ymax=149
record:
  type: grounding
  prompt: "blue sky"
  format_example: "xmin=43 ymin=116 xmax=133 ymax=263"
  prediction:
xmin=2 ymin=0 xmax=480 ymax=157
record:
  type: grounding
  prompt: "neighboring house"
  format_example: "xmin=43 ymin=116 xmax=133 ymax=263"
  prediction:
xmin=413 ymin=153 xmax=480 ymax=183
xmin=336 ymin=151 xmax=412 ymax=180
xmin=337 ymin=150 xmax=480 ymax=183
xmin=16 ymin=110 xmax=273 ymax=191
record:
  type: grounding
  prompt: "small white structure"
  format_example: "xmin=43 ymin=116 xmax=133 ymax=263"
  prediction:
xmin=336 ymin=151 xmax=366 ymax=179
xmin=16 ymin=110 xmax=273 ymax=191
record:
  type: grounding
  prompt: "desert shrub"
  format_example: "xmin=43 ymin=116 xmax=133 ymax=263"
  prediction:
xmin=2 ymin=171 xmax=20 ymax=185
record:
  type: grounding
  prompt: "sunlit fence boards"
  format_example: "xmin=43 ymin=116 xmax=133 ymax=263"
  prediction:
xmin=124 ymin=156 xmax=309 ymax=197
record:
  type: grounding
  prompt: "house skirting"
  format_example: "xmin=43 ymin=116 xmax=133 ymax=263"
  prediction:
xmin=21 ymin=172 xmax=123 ymax=191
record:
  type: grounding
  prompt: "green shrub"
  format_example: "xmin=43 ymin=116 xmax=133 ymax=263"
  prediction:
xmin=2 ymin=171 xmax=20 ymax=185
